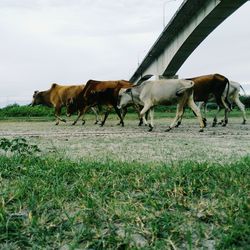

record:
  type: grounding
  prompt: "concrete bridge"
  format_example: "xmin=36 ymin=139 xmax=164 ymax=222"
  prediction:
xmin=130 ymin=0 xmax=249 ymax=83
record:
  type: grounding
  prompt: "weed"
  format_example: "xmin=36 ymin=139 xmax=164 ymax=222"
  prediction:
xmin=0 ymin=138 xmax=40 ymax=156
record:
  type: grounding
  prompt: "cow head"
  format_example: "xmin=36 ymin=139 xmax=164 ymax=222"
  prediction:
xmin=31 ymin=90 xmax=42 ymax=106
xmin=117 ymin=89 xmax=133 ymax=109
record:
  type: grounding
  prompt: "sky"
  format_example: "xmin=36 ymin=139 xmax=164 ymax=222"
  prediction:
xmin=0 ymin=0 xmax=250 ymax=107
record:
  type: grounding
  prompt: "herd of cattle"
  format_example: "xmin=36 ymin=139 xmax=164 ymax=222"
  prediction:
xmin=31 ymin=73 xmax=247 ymax=132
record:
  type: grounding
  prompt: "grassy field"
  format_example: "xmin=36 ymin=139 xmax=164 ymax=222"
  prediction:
xmin=0 ymin=108 xmax=250 ymax=249
xmin=0 ymin=149 xmax=249 ymax=249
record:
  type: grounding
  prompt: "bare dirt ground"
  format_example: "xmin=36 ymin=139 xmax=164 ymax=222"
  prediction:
xmin=0 ymin=117 xmax=249 ymax=164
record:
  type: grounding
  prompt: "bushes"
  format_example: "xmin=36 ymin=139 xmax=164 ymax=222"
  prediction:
xmin=0 ymin=96 xmax=250 ymax=118
xmin=0 ymin=104 xmax=55 ymax=117
xmin=240 ymin=95 xmax=250 ymax=108
xmin=0 ymin=137 xmax=40 ymax=156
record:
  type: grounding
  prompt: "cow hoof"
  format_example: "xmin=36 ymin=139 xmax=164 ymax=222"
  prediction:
xmin=148 ymin=127 xmax=153 ymax=132
xmin=212 ymin=123 xmax=216 ymax=127
xmin=165 ymin=127 xmax=171 ymax=132
xmin=175 ymin=121 xmax=181 ymax=128
xmin=242 ymin=120 xmax=246 ymax=125
xmin=94 ymin=121 xmax=98 ymax=125
xmin=199 ymin=128 xmax=204 ymax=132
xmin=202 ymin=118 xmax=207 ymax=127
xmin=100 ymin=123 xmax=104 ymax=127
xmin=82 ymin=120 xmax=85 ymax=125
xmin=222 ymin=123 xmax=227 ymax=127
xmin=72 ymin=122 xmax=76 ymax=126
xmin=55 ymin=123 xmax=59 ymax=126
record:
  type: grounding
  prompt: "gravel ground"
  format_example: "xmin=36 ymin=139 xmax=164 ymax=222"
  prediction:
xmin=0 ymin=117 xmax=249 ymax=164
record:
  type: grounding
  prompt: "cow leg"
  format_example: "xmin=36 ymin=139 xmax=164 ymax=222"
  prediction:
xmin=140 ymin=103 xmax=151 ymax=130
xmin=117 ymin=107 xmax=127 ymax=125
xmin=234 ymin=95 xmax=246 ymax=124
xmin=212 ymin=106 xmax=222 ymax=127
xmin=130 ymin=104 xmax=145 ymax=126
xmin=135 ymin=105 xmax=144 ymax=126
xmin=138 ymin=109 xmax=149 ymax=126
xmin=200 ymin=102 xmax=207 ymax=127
xmin=166 ymin=104 xmax=184 ymax=132
xmin=100 ymin=111 xmax=109 ymax=126
xmin=54 ymin=106 xmax=66 ymax=125
xmin=187 ymin=98 xmax=205 ymax=132
xmin=221 ymin=96 xmax=231 ymax=112
xmin=148 ymin=108 xmax=154 ymax=132
xmin=133 ymin=105 xmax=144 ymax=126
xmin=114 ymin=106 xmax=124 ymax=127
xmin=138 ymin=117 xmax=143 ymax=126
xmin=175 ymin=107 xmax=185 ymax=128
xmin=175 ymin=115 xmax=184 ymax=128
xmin=91 ymin=107 xmax=100 ymax=124
xmin=72 ymin=106 xmax=88 ymax=125
xmin=221 ymin=109 xmax=229 ymax=127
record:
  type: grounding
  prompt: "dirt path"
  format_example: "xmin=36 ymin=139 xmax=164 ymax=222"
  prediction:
xmin=0 ymin=118 xmax=249 ymax=163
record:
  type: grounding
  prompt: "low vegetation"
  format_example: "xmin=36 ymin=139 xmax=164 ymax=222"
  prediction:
xmin=0 ymin=138 xmax=249 ymax=249
xmin=0 ymin=138 xmax=40 ymax=156
xmin=0 ymin=101 xmax=250 ymax=121
xmin=0 ymin=104 xmax=55 ymax=118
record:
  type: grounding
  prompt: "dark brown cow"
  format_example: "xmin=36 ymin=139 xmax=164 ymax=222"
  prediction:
xmin=31 ymin=83 xmax=99 ymax=125
xmin=185 ymin=73 xmax=232 ymax=127
xmin=69 ymin=79 xmax=133 ymax=126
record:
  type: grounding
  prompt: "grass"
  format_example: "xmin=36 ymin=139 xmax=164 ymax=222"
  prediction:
xmin=0 ymin=153 xmax=249 ymax=249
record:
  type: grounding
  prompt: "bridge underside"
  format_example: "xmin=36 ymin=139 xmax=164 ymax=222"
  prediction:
xmin=130 ymin=0 xmax=248 ymax=83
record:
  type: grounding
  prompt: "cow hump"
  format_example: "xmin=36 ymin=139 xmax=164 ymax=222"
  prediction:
xmin=51 ymin=83 xmax=58 ymax=89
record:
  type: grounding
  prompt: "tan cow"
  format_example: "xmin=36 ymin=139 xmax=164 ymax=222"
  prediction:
xmin=31 ymin=83 xmax=99 ymax=125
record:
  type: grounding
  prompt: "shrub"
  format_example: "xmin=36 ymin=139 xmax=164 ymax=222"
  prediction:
xmin=0 ymin=104 xmax=55 ymax=117
xmin=0 ymin=137 xmax=41 ymax=156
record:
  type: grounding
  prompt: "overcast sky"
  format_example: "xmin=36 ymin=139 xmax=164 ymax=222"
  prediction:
xmin=0 ymin=0 xmax=250 ymax=107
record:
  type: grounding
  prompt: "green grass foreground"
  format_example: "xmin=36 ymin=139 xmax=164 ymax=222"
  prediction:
xmin=0 ymin=155 xmax=249 ymax=249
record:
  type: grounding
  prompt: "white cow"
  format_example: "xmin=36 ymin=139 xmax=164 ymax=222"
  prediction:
xmin=118 ymin=79 xmax=205 ymax=132
xmin=199 ymin=80 xmax=246 ymax=126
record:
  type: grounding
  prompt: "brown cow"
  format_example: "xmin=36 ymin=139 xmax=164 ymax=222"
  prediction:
xmin=69 ymin=79 xmax=133 ymax=126
xmin=198 ymin=80 xmax=247 ymax=126
xmin=176 ymin=73 xmax=231 ymax=127
xmin=191 ymin=74 xmax=232 ymax=126
xmin=31 ymin=83 xmax=99 ymax=125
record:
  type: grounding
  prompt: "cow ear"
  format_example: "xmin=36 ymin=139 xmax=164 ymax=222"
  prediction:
xmin=33 ymin=90 xmax=39 ymax=96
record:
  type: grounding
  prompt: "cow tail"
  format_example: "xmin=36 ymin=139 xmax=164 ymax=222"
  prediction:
xmin=176 ymin=81 xmax=194 ymax=96
xmin=240 ymin=85 xmax=246 ymax=96
xmin=224 ymin=78 xmax=232 ymax=111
